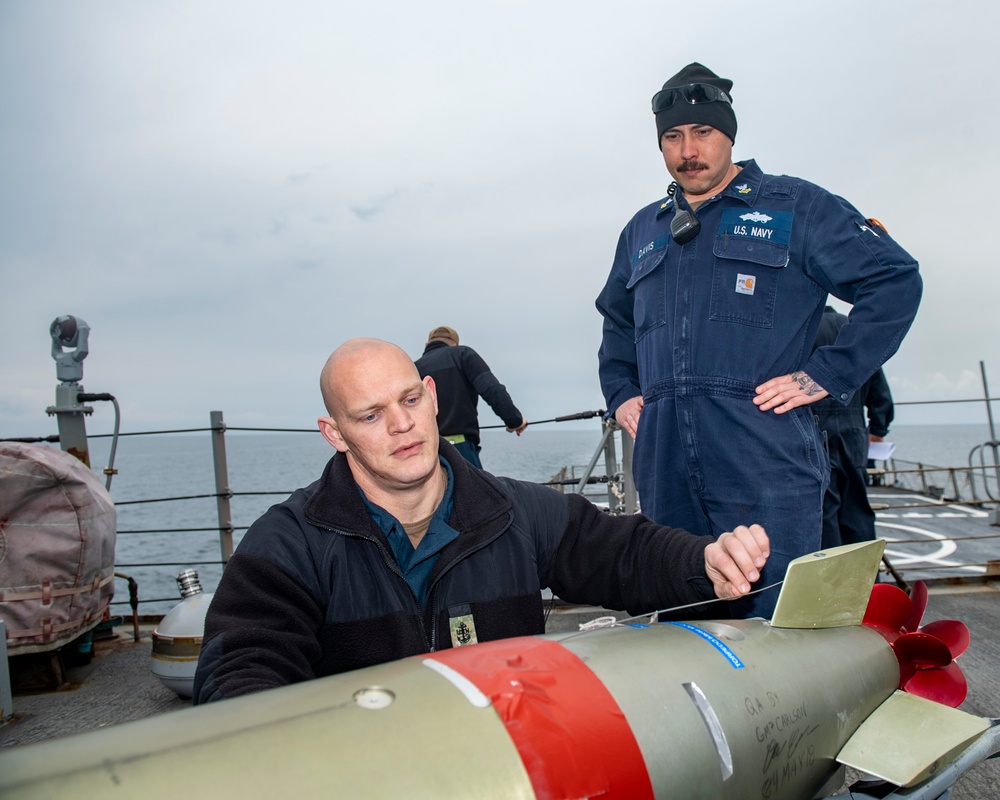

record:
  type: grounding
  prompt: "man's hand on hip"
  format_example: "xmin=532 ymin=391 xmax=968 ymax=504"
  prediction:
xmin=753 ymin=371 xmax=828 ymax=414
xmin=614 ymin=395 xmax=644 ymax=438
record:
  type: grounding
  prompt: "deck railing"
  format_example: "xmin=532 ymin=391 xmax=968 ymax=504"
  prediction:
xmin=6 ymin=371 xmax=1000 ymax=611
xmin=4 ymin=410 xmax=631 ymax=614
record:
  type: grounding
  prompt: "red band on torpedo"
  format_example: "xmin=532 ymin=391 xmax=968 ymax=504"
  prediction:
xmin=430 ymin=637 xmax=653 ymax=800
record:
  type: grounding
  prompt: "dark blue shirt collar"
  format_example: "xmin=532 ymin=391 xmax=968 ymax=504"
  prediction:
xmin=360 ymin=458 xmax=457 ymax=605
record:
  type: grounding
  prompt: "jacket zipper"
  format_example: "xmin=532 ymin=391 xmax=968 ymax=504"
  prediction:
xmin=323 ymin=506 xmax=515 ymax=655
xmin=421 ymin=508 xmax=515 ymax=653
xmin=329 ymin=527 xmax=433 ymax=653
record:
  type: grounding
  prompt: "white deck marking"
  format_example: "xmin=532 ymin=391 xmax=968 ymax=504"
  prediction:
xmin=878 ymin=521 xmax=987 ymax=574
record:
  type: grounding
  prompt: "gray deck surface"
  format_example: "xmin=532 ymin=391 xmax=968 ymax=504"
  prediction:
xmin=908 ymin=587 xmax=1000 ymax=799
xmin=872 ymin=486 xmax=1000 ymax=586
xmin=1 ymin=630 xmax=189 ymax=748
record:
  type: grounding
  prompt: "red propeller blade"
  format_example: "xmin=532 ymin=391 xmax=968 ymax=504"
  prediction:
xmin=862 ymin=580 xmax=972 ymax=707
xmin=893 ymin=631 xmax=953 ymax=669
xmin=919 ymin=619 xmax=971 ymax=659
xmin=903 ymin=661 xmax=968 ymax=707
xmin=863 ymin=583 xmax=912 ymax=633
xmin=902 ymin=581 xmax=928 ymax=633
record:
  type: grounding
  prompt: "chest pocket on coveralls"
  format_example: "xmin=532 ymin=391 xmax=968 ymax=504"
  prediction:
xmin=710 ymin=210 xmax=791 ymax=328
xmin=626 ymin=247 xmax=668 ymax=342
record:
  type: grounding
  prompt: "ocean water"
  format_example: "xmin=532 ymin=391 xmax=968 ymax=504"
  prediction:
xmin=76 ymin=425 xmax=614 ymax=613
xmin=64 ymin=421 xmax=1000 ymax=614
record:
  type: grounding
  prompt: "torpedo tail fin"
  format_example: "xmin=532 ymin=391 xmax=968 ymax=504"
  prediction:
xmin=837 ymin=691 xmax=992 ymax=788
xmin=770 ymin=540 xmax=886 ymax=629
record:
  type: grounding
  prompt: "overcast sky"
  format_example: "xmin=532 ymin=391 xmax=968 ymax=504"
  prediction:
xmin=2 ymin=0 xmax=997 ymax=440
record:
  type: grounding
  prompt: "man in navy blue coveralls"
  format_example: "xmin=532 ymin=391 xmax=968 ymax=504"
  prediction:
xmin=596 ymin=63 xmax=922 ymax=617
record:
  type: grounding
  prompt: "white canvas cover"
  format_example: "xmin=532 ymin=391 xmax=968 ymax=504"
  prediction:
xmin=0 ymin=443 xmax=116 ymax=655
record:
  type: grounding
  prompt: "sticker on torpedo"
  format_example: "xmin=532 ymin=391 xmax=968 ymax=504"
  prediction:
xmin=719 ymin=208 xmax=793 ymax=245
xmin=666 ymin=621 xmax=744 ymax=668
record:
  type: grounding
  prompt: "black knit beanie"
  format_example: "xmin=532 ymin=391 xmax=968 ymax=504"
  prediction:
xmin=653 ymin=62 xmax=737 ymax=148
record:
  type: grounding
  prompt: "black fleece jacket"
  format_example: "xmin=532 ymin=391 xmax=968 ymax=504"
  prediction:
xmin=193 ymin=440 xmax=717 ymax=703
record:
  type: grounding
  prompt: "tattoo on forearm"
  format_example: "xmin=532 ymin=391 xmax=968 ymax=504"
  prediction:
xmin=790 ymin=371 xmax=823 ymax=396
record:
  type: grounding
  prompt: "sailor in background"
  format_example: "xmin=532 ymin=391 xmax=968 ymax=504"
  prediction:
xmin=812 ymin=305 xmax=895 ymax=548
xmin=415 ymin=325 xmax=527 ymax=469
xmin=596 ymin=62 xmax=921 ymax=617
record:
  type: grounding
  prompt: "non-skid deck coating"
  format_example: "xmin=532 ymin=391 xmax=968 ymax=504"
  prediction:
xmin=1 ymin=630 xmax=188 ymax=748
xmin=912 ymin=587 xmax=1000 ymax=799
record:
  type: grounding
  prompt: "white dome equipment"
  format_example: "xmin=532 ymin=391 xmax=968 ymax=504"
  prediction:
xmin=151 ymin=569 xmax=213 ymax=698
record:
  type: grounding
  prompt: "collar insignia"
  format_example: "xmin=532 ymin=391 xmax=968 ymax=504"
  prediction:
xmin=734 ymin=183 xmax=752 ymax=195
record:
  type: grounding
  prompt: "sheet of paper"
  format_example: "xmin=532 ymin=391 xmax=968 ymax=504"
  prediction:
xmin=868 ymin=441 xmax=896 ymax=460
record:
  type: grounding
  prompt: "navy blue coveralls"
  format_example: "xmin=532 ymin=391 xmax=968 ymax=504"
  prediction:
xmin=812 ymin=306 xmax=895 ymax=549
xmin=596 ymin=160 xmax=921 ymax=617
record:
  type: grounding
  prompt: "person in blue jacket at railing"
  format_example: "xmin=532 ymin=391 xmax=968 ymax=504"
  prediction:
xmin=596 ymin=62 xmax=922 ymax=618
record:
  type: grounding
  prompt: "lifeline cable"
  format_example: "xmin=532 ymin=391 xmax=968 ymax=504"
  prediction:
xmin=572 ymin=580 xmax=784 ymax=636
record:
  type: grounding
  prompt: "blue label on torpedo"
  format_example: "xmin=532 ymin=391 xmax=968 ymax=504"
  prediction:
xmin=666 ymin=621 xmax=745 ymax=669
